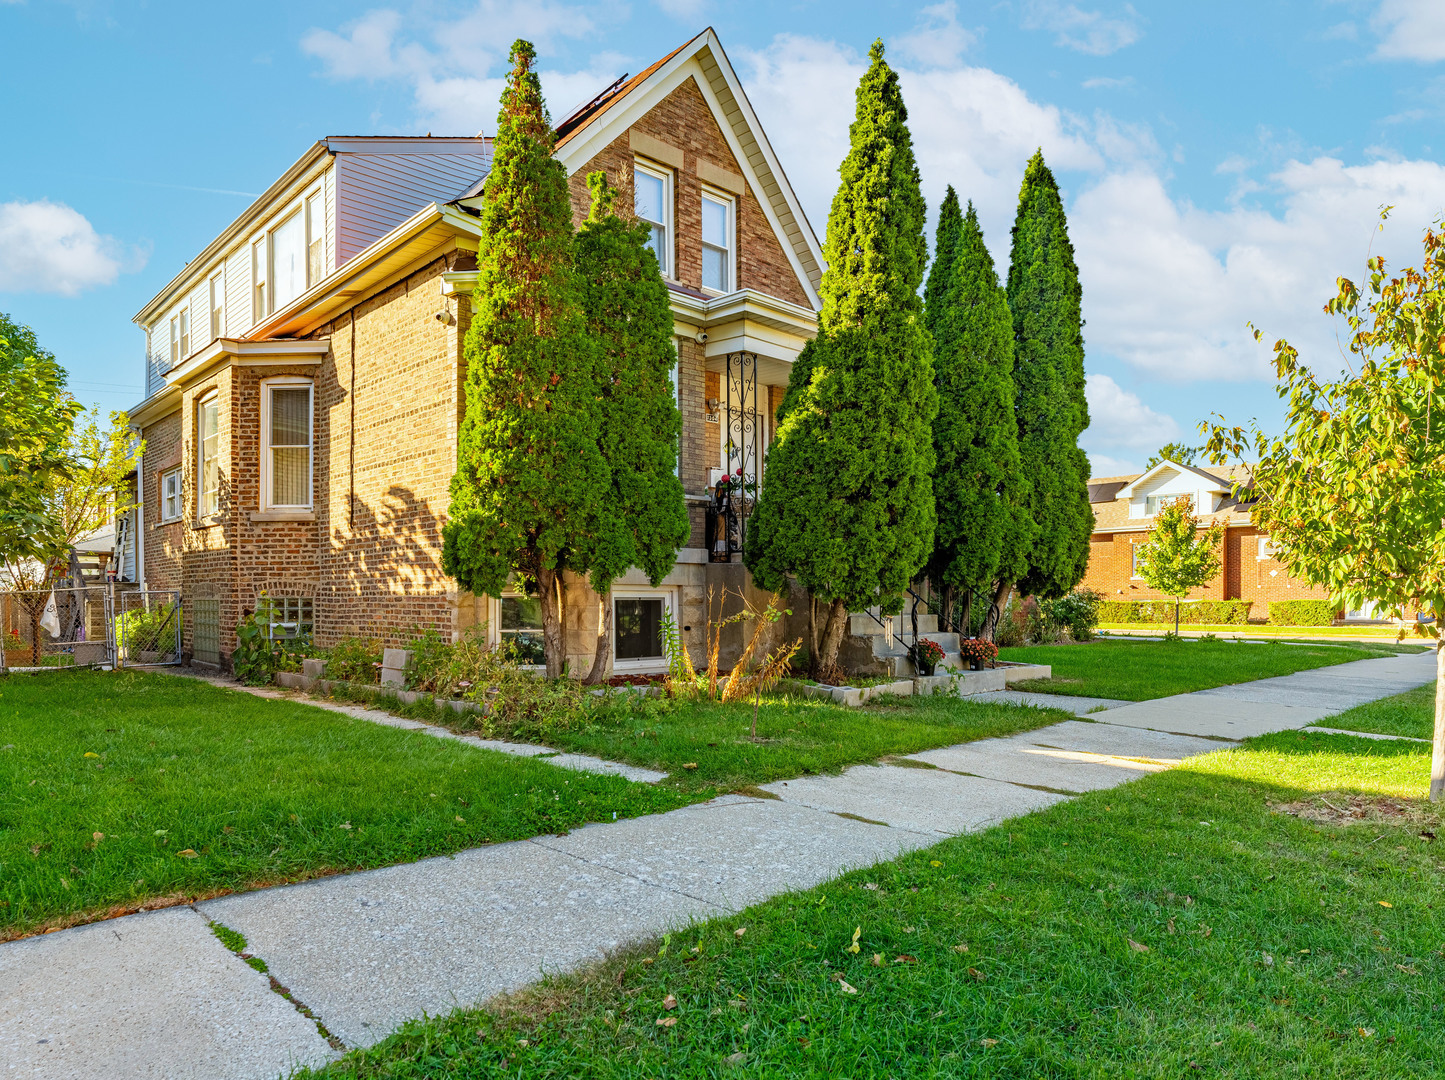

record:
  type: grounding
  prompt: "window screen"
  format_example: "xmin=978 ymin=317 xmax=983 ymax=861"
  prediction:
xmin=268 ymin=384 xmax=311 ymax=507
xmin=614 ymin=598 xmax=664 ymax=661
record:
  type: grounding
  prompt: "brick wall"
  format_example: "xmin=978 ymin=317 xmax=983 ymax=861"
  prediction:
xmin=566 ymin=78 xmax=812 ymax=308
xmin=1081 ymin=519 xmax=1332 ymax=618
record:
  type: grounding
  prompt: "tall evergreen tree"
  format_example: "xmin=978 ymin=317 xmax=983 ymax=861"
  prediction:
xmin=924 ymin=195 xmax=1029 ymax=637
xmin=442 ymin=40 xmax=606 ymax=678
xmin=746 ymin=41 xmax=938 ymax=675
xmin=1005 ymin=150 xmax=1092 ymax=610
xmin=573 ymin=173 xmax=690 ymax=683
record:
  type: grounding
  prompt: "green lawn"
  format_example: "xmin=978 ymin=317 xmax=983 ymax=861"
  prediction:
xmin=1313 ymin=682 xmax=1438 ymax=741
xmin=1001 ymin=637 xmax=1395 ymax=700
xmin=1099 ymin=624 xmax=1418 ymax=641
xmin=0 ymin=671 xmax=691 ymax=939
xmin=296 ymin=731 xmax=1444 ymax=1080
xmin=335 ymin=686 xmax=1075 ymax=796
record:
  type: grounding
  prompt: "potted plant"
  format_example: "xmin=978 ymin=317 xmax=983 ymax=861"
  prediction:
xmin=913 ymin=637 xmax=945 ymax=677
xmin=958 ymin=637 xmax=999 ymax=671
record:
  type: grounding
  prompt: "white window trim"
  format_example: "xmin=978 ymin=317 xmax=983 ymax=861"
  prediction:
xmin=260 ymin=377 xmax=314 ymax=511
xmin=208 ymin=272 xmax=224 ymax=342
xmin=250 ymin=191 xmax=326 ymax=327
xmin=699 ymin=186 xmax=736 ymax=295
xmin=1257 ymin=536 xmax=1278 ymax=561
xmin=612 ymin=587 xmax=677 ymax=674
xmin=169 ymin=315 xmax=180 ymax=369
xmin=633 ymin=158 xmax=674 ymax=279
xmin=251 ymin=238 xmax=267 ymax=325
xmin=196 ymin=392 xmax=220 ymax=520
xmin=1130 ymin=540 xmax=1144 ymax=580
xmin=491 ymin=592 xmax=546 ymax=670
xmin=160 ymin=467 xmax=183 ymax=523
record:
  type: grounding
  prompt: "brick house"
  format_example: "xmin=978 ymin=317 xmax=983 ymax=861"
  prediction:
xmin=1080 ymin=458 xmax=1340 ymax=619
xmin=122 ymin=28 xmax=823 ymax=675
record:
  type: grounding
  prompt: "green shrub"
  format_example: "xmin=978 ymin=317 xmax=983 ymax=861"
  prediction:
xmin=326 ymin=636 xmax=382 ymax=684
xmin=1096 ymin=599 xmax=1252 ymax=625
xmin=1040 ymin=588 xmax=1102 ymax=641
xmin=401 ymin=627 xmax=596 ymax=744
xmin=232 ymin=598 xmax=282 ymax=686
xmin=115 ymin=602 xmax=181 ymax=656
xmin=1267 ymin=599 xmax=1339 ymax=626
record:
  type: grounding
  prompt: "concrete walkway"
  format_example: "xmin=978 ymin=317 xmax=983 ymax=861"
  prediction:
xmin=1 ymin=651 xmax=1434 ymax=1079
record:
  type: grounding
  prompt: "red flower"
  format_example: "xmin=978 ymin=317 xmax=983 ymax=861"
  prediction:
xmin=735 ymin=467 xmax=743 ymax=475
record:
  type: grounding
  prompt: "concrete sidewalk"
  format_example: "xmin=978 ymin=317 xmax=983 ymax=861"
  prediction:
xmin=1 ymin=650 xmax=1434 ymax=1080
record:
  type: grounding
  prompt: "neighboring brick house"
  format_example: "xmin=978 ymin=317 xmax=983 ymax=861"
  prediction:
xmin=1081 ymin=459 xmax=1340 ymax=620
xmin=122 ymin=29 xmax=823 ymax=675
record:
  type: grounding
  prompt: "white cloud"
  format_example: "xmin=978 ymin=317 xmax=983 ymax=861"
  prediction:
xmin=1373 ymin=0 xmax=1445 ymax=61
xmin=894 ymin=2 xmax=978 ymax=69
xmin=1083 ymin=373 xmax=1179 ymax=450
xmin=1086 ymin=452 xmax=1143 ymax=478
xmin=0 ymin=200 xmax=136 ymax=296
xmin=1081 ymin=75 xmax=1133 ymax=89
xmin=1021 ymin=1 xmax=1142 ymax=56
xmin=1071 ymin=159 xmax=1445 ymax=381
xmin=737 ymin=35 xmax=1104 ymax=249
xmin=302 ymin=1 xmax=606 ymax=133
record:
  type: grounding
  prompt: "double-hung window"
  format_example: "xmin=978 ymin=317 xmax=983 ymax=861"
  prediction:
xmin=1145 ymin=494 xmax=1179 ymax=515
xmin=197 ymin=394 xmax=220 ymax=518
xmin=306 ymin=190 xmax=325 ymax=285
xmin=633 ymin=160 xmax=672 ymax=277
xmin=251 ymin=239 xmax=267 ymax=324
xmin=169 ymin=315 xmax=181 ymax=369
xmin=1131 ymin=542 xmax=1144 ymax=579
xmin=161 ymin=468 xmax=182 ymax=522
xmin=270 ymin=210 xmax=306 ymax=311
xmin=700 ymin=190 xmax=734 ymax=292
xmin=209 ymin=273 xmax=224 ymax=341
xmin=262 ymin=378 xmax=313 ymax=510
xmin=179 ymin=308 xmax=190 ymax=359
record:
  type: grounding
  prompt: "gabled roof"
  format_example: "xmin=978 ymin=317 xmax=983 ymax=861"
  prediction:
xmin=552 ymin=27 xmax=824 ymax=309
xmin=1114 ymin=459 xmax=1235 ymax=499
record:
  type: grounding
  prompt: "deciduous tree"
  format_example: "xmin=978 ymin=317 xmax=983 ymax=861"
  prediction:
xmin=442 ymin=40 xmax=606 ymax=678
xmin=746 ymin=41 xmax=938 ymax=675
xmin=1006 ymin=151 xmax=1092 ymax=607
xmin=573 ymin=174 xmax=690 ymax=683
xmin=1134 ymin=496 xmax=1224 ymax=636
xmin=1205 ymin=216 xmax=1445 ymax=800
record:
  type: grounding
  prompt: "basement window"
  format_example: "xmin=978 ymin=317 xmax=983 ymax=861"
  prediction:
xmin=267 ymin=597 xmax=314 ymax=641
xmin=500 ymin=594 xmax=545 ymax=665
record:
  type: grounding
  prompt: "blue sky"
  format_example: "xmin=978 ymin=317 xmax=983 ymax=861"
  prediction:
xmin=3 ymin=0 xmax=1444 ymax=475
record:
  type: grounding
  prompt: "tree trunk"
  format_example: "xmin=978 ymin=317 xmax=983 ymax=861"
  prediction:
xmin=958 ymin=589 xmax=973 ymax=639
xmin=939 ymin=584 xmax=955 ymax=636
xmin=538 ymin=565 xmax=567 ymax=679
xmin=1175 ymin=600 xmax=1181 ymax=637
xmin=815 ymin=598 xmax=851 ymax=673
xmin=582 ymin=589 xmax=611 ymax=685
xmin=979 ymin=582 xmax=1013 ymax=643
xmin=1431 ymin=634 xmax=1444 ymax=802
xmin=808 ymin=594 xmax=822 ymax=677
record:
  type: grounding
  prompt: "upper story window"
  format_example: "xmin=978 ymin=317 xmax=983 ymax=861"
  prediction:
xmin=209 ymin=273 xmax=224 ymax=342
xmin=197 ymin=393 xmax=220 ymax=518
xmin=169 ymin=310 xmax=190 ymax=368
xmin=161 ymin=467 xmax=182 ymax=523
xmin=633 ymin=160 xmax=672 ymax=277
xmin=1145 ymin=493 xmax=1183 ymax=515
xmin=169 ymin=316 xmax=180 ymax=368
xmin=262 ymin=378 xmax=313 ymax=510
xmin=700 ymin=190 xmax=734 ymax=293
xmin=252 ymin=188 xmax=325 ymax=325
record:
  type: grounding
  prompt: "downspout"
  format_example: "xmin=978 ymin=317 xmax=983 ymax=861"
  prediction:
xmin=132 ymin=430 xmax=145 ymax=588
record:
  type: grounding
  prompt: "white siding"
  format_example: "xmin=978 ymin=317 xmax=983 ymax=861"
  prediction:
xmin=334 ymin=151 xmax=488 ymax=264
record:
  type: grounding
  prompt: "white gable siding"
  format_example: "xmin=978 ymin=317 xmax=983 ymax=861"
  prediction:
xmin=334 ymin=151 xmax=488 ymax=264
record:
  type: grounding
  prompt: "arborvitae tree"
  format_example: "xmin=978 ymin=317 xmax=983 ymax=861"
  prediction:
xmin=1005 ymin=150 xmax=1093 ymax=610
xmin=573 ymin=173 xmax=690 ymax=683
xmin=746 ymin=41 xmax=938 ymax=676
xmin=442 ymin=40 xmax=606 ymax=679
xmin=924 ymin=195 xmax=1030 ymax=638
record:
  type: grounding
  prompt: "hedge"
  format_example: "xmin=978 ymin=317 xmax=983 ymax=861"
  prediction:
xmin=1267 ymin=599 xmax=1339 ymax=626
xmin=1096 ymin=600 xmax=1252 ymax=625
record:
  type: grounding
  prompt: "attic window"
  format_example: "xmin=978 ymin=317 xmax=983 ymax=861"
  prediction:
xmin=1145 ymin=494 xmax=1181 ymax=515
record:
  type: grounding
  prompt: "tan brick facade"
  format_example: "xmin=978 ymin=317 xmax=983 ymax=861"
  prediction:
xmin=134 ymin=54 xmax=815 ymax=674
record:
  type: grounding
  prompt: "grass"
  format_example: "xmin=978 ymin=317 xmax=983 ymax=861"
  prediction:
xmin=332 ymin=684 xmax=1076 ymax=796
xmin=1313 ymin=682 xmax=1439 ymax=741
xmin=0 ymin=670 xmax=693 ymax=939
xmin=1000 ymin=637 xmax=1399 ymax=700
xmin=295 ymin=731 xmax=1445 ymax=1080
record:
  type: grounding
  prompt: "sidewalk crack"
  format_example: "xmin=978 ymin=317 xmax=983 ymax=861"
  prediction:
xmin=526 ymin=838 xmax=729 ymax=910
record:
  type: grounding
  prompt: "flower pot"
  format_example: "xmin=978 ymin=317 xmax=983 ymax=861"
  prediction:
xmin=916 ymin=658 xmax=936 ymax=677
xmin=970 ymin=657 xmax=984 ymax=671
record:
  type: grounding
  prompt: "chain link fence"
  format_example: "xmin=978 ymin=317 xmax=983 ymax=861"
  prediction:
xmin=2 ymin=586 xmax=114 ymax=669
xmin=114 ymin=590 xmax=183 ymax=666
